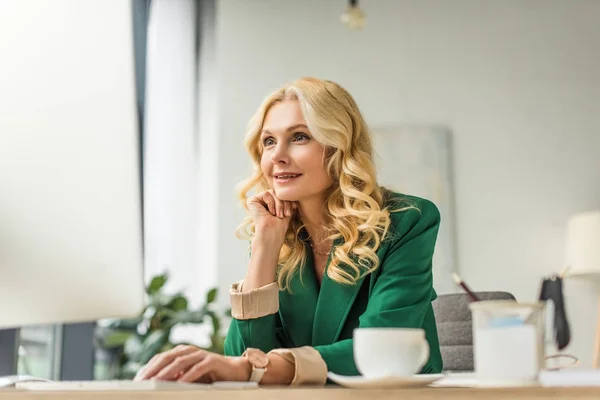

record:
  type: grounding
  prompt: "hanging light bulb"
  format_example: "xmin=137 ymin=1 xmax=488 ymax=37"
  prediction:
xmin=341 ymin=0 xmax=365 ymax=30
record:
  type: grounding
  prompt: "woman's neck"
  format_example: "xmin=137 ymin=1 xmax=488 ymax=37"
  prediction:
xmin=297 ymin=195 xmax=332 ymax=250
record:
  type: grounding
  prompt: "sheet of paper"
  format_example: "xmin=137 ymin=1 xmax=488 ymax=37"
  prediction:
xmin=429 ymin=372 xmax=478 ymax=387
xmin=539 ymin=370 xmax=600 ymax=387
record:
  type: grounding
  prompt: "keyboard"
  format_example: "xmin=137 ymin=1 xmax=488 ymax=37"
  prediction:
xmin=15 ymin=380 xmax=259 ymax=391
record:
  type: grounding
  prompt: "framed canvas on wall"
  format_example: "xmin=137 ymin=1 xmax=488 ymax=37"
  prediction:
xmin=373 ymin=125 xmax=458 ymax=295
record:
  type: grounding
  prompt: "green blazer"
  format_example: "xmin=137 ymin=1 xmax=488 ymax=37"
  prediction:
xmin=224 ymin=193 xmax=443 ymax=375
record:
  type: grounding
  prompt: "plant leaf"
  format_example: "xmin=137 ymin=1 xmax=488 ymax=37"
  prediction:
xmin=101 ymin=330 xmax=134 ymax=349
xmin=206 ymin=310 xmax=220 ymax=334
xmin=143 ymin=305 xmax=158 ymax=320
xmin=123 ymin=335 xmax=144 ymax=362
xmin=208 ymin=335 xmax=225 ymax=355
xmin=206 ymin=288 xmax=217 ymax=304
xmin=169 ymin=310 xmax=206 ymax=326
xmin=121 ymin=361 xmax=143 ymax=380
xmin=160 ymin=342 xmax=175 ymax=353
xmin=104 ymin=317 xmax=143 ymax=331
xmin=139 ymin=330 xmax=169 ymax=364
xmin=148 ymin=293 xmax=172 ymax=308
xmin=147 ymin=274 xmax=168 ymax=295
xmin=167 ymin=294 xmax=188 ymax=312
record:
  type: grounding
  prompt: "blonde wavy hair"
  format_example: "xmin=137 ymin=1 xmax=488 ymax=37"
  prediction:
xmin=236 ymin=77 xmax=414 ymax=290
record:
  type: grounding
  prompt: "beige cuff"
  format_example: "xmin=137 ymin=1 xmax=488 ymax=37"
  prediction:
xmin=269 ymin=347 xmax=328 ymax=386
xmin=229 ymin=280 xmax=279 ymax=320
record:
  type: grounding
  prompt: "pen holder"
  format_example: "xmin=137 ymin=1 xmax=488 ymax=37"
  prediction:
xmin=469 ymin=300 xmax=546 ymax=386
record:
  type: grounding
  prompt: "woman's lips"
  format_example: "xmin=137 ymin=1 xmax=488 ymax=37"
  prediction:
xmin=274 ymin=173 xmax=302 ymax=183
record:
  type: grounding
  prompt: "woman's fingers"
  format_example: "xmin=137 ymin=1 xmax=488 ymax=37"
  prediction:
xmin=268 ymin=190 xmax=284 ymax=218
xmin=284 ymin=201 xmax=297 ymax=217
xmin=177 ymin=356 xmax=214 ymax=383
xmin=287 ymin=201 xmax=298 ymax=217
xmin=283 ymin=201 xmax=291 ymax=217
xmin=263 ymin=192 xmax=276 ymax=215
xmin=154 ymin=350 xmax=208 ymax=381
xmin=247 ymin=190 xmax=298 ymax=219
xmin=134 ymin=345 xmax=197 ymax=381
xmin=247 ymin=192 xmax=274 ymax=216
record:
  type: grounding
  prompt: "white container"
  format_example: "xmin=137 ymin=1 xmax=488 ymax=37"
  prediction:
xmin=353 ymin=328 xmax=429 ymax=378
xmin=469 ymin=300 xmax=545 ymax=386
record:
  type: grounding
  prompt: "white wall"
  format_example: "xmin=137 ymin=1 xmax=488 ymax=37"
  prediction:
xmin=208 ymin=0 xmax=600 ymax=367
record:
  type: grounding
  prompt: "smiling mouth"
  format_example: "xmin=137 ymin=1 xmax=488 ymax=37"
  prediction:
xmin=274 ymin=173 xmax=302 ymax=182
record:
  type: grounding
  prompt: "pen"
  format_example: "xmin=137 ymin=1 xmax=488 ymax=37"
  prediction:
xmin=452 ymin=272 xmax=481 ymax=302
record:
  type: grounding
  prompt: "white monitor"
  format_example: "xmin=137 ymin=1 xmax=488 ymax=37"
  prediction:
xmin=0 ymin=1 xmax=145 ymax=329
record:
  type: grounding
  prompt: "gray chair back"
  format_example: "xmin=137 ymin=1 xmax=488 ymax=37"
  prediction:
xmin=432 ymin=291 xmax=516 ymax=371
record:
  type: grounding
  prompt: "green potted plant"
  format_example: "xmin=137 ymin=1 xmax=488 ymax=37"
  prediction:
xmin=94 ymin=273 xmax=230 ymax=379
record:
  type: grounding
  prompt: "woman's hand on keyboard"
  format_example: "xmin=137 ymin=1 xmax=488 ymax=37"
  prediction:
xmin=133 ymin=345 xmax=251 ymax=383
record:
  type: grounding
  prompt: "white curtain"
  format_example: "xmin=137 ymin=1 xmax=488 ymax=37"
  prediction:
xmin=143 ymin=0 xmax=208 ymax=309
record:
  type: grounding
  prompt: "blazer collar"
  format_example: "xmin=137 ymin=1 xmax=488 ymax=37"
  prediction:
xmin=311 ymin=237 xmax=367 ymax=346
xmin=278 ymin=238 xmax=319 ymax=347
xmin=279 ymin=232 xmax=368 ymax=347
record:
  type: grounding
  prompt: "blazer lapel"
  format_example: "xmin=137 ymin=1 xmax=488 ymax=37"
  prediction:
xmin=311 ymin=239 xmax=367 ymax=346
xmin=278 ymin=241 xmax=319 ymax=347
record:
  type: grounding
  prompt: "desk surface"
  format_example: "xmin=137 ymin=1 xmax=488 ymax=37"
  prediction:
xmin=2 ymin=387 xmax=600 ymax=399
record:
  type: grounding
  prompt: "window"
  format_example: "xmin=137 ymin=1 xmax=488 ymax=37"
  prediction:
xmin=17 ymin=325 xmax=60 ymax=379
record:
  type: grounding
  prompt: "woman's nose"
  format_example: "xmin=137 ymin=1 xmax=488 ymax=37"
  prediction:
xmin=271 ymin=143 xmax=289 ymax=164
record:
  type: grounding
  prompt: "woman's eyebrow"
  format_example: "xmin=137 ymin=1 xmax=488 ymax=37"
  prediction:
xmin=261 ymin=124 xmax=308 ymax=135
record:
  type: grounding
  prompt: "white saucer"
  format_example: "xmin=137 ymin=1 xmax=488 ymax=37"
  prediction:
xmin=327 ymin=372 xmax=443 ymax=389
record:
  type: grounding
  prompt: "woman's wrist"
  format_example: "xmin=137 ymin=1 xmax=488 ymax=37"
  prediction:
xmin=242 ymin=239 xmax=280 ymax=291
xmin=229 ymin=352 xmax=295 ymax=386
xmin=229 ymin=356 xmax=252 ymax=382
xmin=252 ymin=231 xmax=284 ymax=251
xmin=251 ymin=236 xmax=283 ymax=264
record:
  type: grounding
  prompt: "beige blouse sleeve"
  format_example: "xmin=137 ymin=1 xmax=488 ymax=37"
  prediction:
xmin=229 ymin=280 xmax=279 ymax=320
xmin=269 ymin=347 xmax=328 ymax=386
xmin=230 ymin=281 xmax=328 ymax=385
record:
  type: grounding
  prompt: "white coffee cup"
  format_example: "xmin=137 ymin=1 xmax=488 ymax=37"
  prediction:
xmin=353 ymin=328 xmax=430 ymax=378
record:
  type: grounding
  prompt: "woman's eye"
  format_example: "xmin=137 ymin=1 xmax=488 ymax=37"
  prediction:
xmin=263 ymin=137 xmax=275 ymax=146
xmin=293 ymin=133 xmax=310 ymax=142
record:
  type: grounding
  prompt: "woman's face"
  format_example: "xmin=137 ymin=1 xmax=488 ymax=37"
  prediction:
xmin=260 ymin=100 xmax=333 ymax=202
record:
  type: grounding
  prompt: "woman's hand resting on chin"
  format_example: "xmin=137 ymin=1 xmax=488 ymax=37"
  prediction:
xmin=134 ymin=345 xmax=250 ymax=383
xmin=247 ymin=189 xmax=298 ymax=249
xmin=241 ymin=189 xmax=298 ymax=291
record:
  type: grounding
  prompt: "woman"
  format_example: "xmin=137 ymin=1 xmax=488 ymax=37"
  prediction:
xmin=134 ymin=77 xmax=443 ymax=385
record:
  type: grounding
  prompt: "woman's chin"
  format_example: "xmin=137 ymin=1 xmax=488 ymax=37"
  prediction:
xmin=273 ymin=188 xmax=301 ymax=202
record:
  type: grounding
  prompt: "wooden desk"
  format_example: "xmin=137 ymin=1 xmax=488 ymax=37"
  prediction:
xmin=2 ymin=387 xmax=600 ymax=399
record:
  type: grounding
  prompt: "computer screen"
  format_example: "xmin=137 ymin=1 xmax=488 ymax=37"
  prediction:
xmin=0 ymin=1 xmax=145 ymax=329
